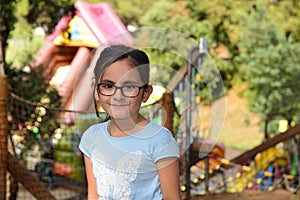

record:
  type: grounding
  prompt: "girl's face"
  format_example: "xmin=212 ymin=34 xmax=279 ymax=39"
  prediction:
xmin=97 ymin=58 xmax=152 ymax=121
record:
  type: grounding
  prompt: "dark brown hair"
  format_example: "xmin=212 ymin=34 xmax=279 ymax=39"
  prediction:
xmin=93 ymin=45 xmax=150 ymax=118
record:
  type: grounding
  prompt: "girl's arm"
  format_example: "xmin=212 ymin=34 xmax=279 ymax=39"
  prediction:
xmin=157 ymin=158 xmax=181 ymax=200
xmin=83 ymin=155 xmax=99 ymax=200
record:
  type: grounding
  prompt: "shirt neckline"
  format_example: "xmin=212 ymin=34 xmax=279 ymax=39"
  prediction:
xmin=104 ymin=120 xmax=153 ymax=140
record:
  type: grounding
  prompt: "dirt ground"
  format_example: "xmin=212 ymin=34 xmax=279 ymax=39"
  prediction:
xmin=189 ymin=190 xmax=300 ymax=200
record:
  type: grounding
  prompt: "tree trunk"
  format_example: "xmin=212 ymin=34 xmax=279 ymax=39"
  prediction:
xmin=0 ymin=63 xmax=4 ymax=75
xmin=0 ymin=36 xmax=5 ymax=75
xmin=0 ymin=75 xmax=8 ymax=199
xmin=8 ymin=133 xmax=18 ymax=200
xmin=264 ymin=119 xmax=269 ymax=140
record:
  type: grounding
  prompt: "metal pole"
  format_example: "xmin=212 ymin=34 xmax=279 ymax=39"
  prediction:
xmin=185 ymin=45 xmax=199 ymax=199
xmin=0 ymin=75 xmax=8 ymax=199
xmin=185 ymin=38 xmax=208 ymax=199
xmin=204 ymin=155 xmax=210 ymax=194
xmin=199 ymin=37 xmax=209 ymax=196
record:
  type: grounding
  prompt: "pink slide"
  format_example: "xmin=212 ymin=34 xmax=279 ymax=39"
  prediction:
xmin=58 ymin=47 xmax=91 ymax=104
xmin=62 ymin=47 xmax=104 ymax=124
xmin=75 ymin=1 xmax=135 ymax=46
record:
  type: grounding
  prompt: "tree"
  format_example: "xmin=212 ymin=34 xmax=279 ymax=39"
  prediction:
xmin=103 ymin=0 xmax=157 ymax=26
xmin=139 ymin=1 xmax=235 ymax=101
xmin=2 ymin=0 xmax=62 ymax=160
xmin=0 ymin=0 xmax=17 ymax=73
xmin=6 ymin=67 xmax=61 ymax=157
xmin=185 ymin=0 xmax=252 ymax=51
xmin=5 ymin=0 xmax=46 ymax=67
xmin=26 ymin=0 xmax=75 ymax=34
xmin=265 ymin=0 xmax=300 ymax=41
xmin=235 ymin=1 xmax=300 ymax=138
xmin=24 ymin=0 xmax=155 ymax=34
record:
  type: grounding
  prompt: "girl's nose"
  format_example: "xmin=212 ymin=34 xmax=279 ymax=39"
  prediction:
xmin=113 ymin=87 xmax=125 ymax=99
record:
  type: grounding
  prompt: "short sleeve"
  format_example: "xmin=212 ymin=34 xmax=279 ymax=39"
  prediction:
xmin=152 ymin=128 xmax=180 ymax=163
xmin=153 ymin=140 xmax=180 ymax=163
xmin=79 ymin=125 xmax=96 ymax=159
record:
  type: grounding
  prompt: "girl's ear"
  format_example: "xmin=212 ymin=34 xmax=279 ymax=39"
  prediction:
xmin=142 ymin=85 xmax=153 ymax=103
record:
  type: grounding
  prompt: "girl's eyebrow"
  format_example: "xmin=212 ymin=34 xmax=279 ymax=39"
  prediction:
xmin=100 ymin=80 xmax=140 ymax=85
xmin=121 ymin=81 xmax=140 ymax=85
xmin=99 ymin=80 xmax=115 ymax=84
xmin=99 ymin=79 xmax=141 ymax=85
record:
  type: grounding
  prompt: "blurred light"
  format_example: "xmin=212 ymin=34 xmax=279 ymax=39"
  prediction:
xmin=22 ymin=66 xmax=31 ymax=73
xmin=180 ymin=185 xmax=186 ymax=192
xmin=278 ymin=119 xmax=288 ymax=133
xmin=34 ymin=27 xmax=45 ymax=36
xmin=127 ymin=25 xmax=137 ymax=32
xmin=54 ymin=132 xmax=62 ymax=140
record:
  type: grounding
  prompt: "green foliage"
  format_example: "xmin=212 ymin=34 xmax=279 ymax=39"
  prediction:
xmin=6 ymin=66 xmax=61 ymax=153
xmin=102 ymin=0 xmax=158 ymax=26
xmin=6 ymin=67 xmax=60 ymax=103
xmin=185 ymin=0 xmax=252 ymax=49
xmin=0 ymin=0 xmax=18 ymax=67
xmin=147 ymin=50 xmax=186 ymax=86
xmin=5 ymin=0 xmax=46 ymax=67
xmin=196 ymin=56 xmax=230 ymax=102
xmin=26 ymin=0 xmax=75 ymax=34
xmin=6 ymin=22 xmax=45 ymax=67
xmin=140 ymin=1 xmax=211 ymax=41
xmin=265 ymin=0 xmax=300 ymax=41
xmin=139 ymin=1 xmax=238 ymax=101
xmin=74 ymin=114 xmax=104 ymax=134
xmin=235 ymin=1 xmax=300 ymax=133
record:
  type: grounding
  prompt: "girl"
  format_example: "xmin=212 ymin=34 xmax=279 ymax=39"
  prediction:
xmin=79 ymin=45 xmax=181 ymax=200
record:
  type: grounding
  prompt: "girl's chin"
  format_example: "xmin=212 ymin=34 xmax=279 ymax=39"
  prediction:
xmin=111 ymin=117 xmax=136 ymax=123
xmin=107 ymin=109 xmax=137 ymax=121
xmin=110 ymin=113 xmax=132 ymax=120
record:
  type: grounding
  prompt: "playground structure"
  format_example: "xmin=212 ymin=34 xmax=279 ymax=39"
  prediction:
xmin=31 ymin=0 xmax=135 ymax=125
xmin=163 ymin=42 xmax=300 ymax=198
xmin=1 ymin=1 xmax=300 ymax=199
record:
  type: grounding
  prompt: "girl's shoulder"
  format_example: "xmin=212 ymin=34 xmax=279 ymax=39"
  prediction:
xmin=141 ymin=122 xmax=175 ymax=140
xmin=81 ymin=121 xmax=109 ymax=138
xmin=89 ymin=121 xmax=108 ymax=129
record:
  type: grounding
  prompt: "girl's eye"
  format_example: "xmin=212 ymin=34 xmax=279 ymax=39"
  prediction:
xmin=125 ymin=85 xmax=137 ymax=90
xmin=102 ymin=83 xmax=114 ymax=89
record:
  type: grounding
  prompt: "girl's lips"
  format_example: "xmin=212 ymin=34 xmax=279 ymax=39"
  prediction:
xmin=110 ymin=104 xmax=129 ymax=107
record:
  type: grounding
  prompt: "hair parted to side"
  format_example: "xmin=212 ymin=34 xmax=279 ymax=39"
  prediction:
xmin=93 ymin=44 xmax=150 ymax=118
xmin=94 ymin=45 xmax=150 ymax=84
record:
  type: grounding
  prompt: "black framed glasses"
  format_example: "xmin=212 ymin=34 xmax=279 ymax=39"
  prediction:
xmin=97 ymin=83 xmax=147 ymax=98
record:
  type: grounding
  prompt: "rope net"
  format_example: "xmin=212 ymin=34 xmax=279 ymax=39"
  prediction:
xmin=5 ymin=92 xmax=87 ymax=200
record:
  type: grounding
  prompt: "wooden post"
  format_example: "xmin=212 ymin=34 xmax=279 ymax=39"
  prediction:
xmin=0 ymin=75 xmax=8 ymax=199
xmin=8 ymin=153 xmax=56 ymax=200
xmin=161 ymin=92 xmax=175 ymax=134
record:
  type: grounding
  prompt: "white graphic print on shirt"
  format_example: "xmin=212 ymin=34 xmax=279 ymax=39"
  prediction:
xmin=92 ymin=151 xmax=142 ymax=200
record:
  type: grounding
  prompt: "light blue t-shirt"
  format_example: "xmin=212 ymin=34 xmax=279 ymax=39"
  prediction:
xmin=79 ymin=121 xmax=180 ymax=200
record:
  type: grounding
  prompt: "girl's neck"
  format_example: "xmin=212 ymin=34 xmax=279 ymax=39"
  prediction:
xmin=108 ymin=115 xmax=149 ymax=138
